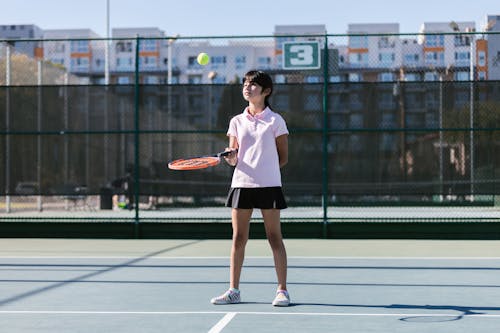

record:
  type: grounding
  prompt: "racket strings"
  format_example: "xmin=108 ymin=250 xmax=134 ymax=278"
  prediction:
xmin=168 ymin=157 xmax=220 ymax=170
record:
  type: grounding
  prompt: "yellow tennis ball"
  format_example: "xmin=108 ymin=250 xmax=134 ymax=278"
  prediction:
xmin=197 ymin=52 xmax=210 ymax=65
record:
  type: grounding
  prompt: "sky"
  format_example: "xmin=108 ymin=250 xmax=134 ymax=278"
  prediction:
xmin=0 ymin=0 xmax=498 ymax=37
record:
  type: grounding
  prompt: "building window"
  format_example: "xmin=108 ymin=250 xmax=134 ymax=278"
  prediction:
xmin=117 ymin=76 xmax=130 ymax=84
xmin=188 ymin=75 xmax=202 ymax=84
xmin=275 ymin=75 xmax=286 ymax=83
xmin=348 ymin=73 xmax=361 ymax=82
xmin=116 ymin=41 xmax=133 ymax=53
xmin=379 ymin=72 xmax=395 ymax=82
xmin=381 ymin=113 xmax=396 ymax=128
xmin=139 ymin=39 xmax=157 ymax=52
xmin=425 ymin=113 xmax=438 ymax=128
xmin=381 ymin=134 xmax=397 ymax=152
xmin=454 ymin=35 xmax=471 ymax=47
xmin=235 ymin=55 xmax=246 ymax=69
xmin=257 ymin=57 xmax=271 ymax=69
xmin=349 ymin=114 xmax=363 ymax=128
xmin=454 ymin=51 xmax=470 ymax=66
xmin=54 ymin=42 xmax=65 ymax=53
xmin=116 ymin=57 xmax=133 ymax=70
xmin=71 ymin=57 xmax=89 ymax=71
xmin=188 ymin=56 xmax=198 ymax=68
xmin=305 ymin=76 xmax=321 ymax=83
xmin=378 ymin=36 xmax=395 ymax=48
xmin=454 ymin=71 xmax=469 ymax=81
xmin=424 ymin=35 xmax=444 ymax=47
xmin=405 ymin=73 xmax=421 ymax=81
xmin=424 ymin=72 xmax=438 ymax=81
xmin=478 ymin=51 xmax=486 ymax=66
xmin=424 ymin=51 xmax=444 ymax=66
xmin=274 ymin=94 xmax=289 ymax=110
xmin=349 ymin=36 xmax=368 ymax=48
xmin=304 ymin=93 xmax=320 ymax=111
xmin=140 ymin=56 xmax=157 ymax=68
xmin=404 ymin=54 xmax=419 ymax=65
xmin=51 ymin=58 xmax=65 ymax=66
xmin=329 ymin=75 xmax=341 ymax=83
xmin=71 ymin=40 xmax=89 ymax=53
xmin=144 ymin=76 xmax=159 ymax=84
xmin=378 ymin=93 xmax=396 ymax=110
xmin=349 ymin=135 xmax=363 ymax=152
xmin=349 ymin=53 xmax=368 ymax=66
xmin=379 ymin=53 xmax=395 ymax=66
xmin=210 ymin=55 xmax=227 ymax=69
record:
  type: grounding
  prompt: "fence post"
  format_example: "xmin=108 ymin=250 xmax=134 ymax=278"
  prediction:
xmin=37 ymin=59 xmax=43 ymax=212
xmin=134 ymin=35 xmax=141 ymax=237
xmin=4 ymin=42 xmax=11 ymax=213
xmin=322 ymin=34 xmax=330 ymax=237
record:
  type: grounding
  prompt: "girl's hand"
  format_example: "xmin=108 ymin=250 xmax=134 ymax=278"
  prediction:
xmin=223 ymin=148 xmax=238 ymax=166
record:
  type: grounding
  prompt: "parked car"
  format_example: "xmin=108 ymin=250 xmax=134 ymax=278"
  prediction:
xmin=15 ymin=182 xmax=39 ymax=195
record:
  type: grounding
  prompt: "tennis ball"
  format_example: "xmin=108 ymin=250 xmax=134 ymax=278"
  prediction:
xmin=197 ymin=52 xmax=210 ymax=65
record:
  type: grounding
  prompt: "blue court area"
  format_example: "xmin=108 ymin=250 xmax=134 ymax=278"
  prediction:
xmin=1 ymin=239 xmax=500 ymax=332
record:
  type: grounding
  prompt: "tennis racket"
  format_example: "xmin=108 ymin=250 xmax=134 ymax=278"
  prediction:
xmin=168 ymin=150 xmax=237 ymax=171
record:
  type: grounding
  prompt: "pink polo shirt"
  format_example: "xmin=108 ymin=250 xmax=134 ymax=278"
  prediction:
xmin=227 ymin=107 xmax=289 ymax=188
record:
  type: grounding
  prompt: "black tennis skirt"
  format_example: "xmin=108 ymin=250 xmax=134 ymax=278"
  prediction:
xmin=225 ymin=187 xmax=287 ymax=209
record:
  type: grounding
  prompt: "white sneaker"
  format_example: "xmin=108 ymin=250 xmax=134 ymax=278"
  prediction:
xmin=272 ymin=290 xmax=290 ymax=307
xmin=211 ymin=289 xmax=241 ymax=305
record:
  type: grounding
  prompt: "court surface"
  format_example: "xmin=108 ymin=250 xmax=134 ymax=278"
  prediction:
xmin=1 ymin=238 xmax=500 ymax=332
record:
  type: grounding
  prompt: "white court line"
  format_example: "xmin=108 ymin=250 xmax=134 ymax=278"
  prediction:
xmin=208 ymin=312 xmax=236 ymax=333
xmin=0 ymin=310 xmax=499 ymax=318
xmin=2 ymin=256 xmax=500 ymax=260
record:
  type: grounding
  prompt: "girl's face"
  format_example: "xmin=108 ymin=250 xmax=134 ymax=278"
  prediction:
xmin=242 ymin=80 xmax=267 ymax=103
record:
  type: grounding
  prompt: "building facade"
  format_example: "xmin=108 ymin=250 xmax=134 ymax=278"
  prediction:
xmin=1 ymin=19 xmax=499 ymax=85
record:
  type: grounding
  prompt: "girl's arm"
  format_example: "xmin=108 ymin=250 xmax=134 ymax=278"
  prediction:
xmin=224 ymin=135 xmax=239 ymax=166
xmin=276 ymin=134 xmax=288 ymax=168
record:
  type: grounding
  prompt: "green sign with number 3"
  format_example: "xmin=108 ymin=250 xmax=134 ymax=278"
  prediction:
xmin=283 ymin=41 xmax=321 ymax=70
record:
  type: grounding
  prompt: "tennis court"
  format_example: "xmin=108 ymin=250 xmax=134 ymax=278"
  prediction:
xmin=1 ymin=238 xmax=500 ymax=332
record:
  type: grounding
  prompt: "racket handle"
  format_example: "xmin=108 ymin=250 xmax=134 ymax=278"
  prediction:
xmin=219 ymin=149 xmax=238 ymax=157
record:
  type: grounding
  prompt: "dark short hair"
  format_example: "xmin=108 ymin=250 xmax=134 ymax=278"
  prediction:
xmin=242 ymin=70 xmax=273 ymax=107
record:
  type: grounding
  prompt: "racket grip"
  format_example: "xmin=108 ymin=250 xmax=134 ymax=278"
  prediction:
xmin=219 ymin=149 xmax=238 ymax=157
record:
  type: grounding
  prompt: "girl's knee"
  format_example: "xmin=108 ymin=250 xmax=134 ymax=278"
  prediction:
xmin=232 ymin=232 xmax=248 ymax=248
xmin=266 ymin=233 xmax=284 ymax=249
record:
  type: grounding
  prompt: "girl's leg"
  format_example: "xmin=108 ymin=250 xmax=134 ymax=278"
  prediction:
xmin=261 ymin=209 xmax=287 ymax=290
xmin=230 ymin=208 xmax=252 ymax=289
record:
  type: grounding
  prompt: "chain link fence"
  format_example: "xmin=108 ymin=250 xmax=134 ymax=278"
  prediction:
xmin=1 ymin=32 xmax=500 ymax=224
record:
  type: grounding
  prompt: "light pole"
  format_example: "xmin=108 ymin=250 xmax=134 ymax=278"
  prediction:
xmin=104 ymin=0 xmax=110 ymax=85
xmin=450 ymin=21 xmax=476 ymax=201
xmin=438 ymin=72 xmax=444 ymax=201
xmin=167 ymin=36 xmax=178 ymax=159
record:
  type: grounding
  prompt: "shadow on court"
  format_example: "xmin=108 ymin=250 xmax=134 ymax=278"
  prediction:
xmin=0 ymin=240 xmax=202 ymax=307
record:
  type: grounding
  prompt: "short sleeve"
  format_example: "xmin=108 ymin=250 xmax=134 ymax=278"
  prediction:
xmin=227 ymin=116 xmax=238 ymax=137
xmin=274 ymin=114 xmax=289 ymax=138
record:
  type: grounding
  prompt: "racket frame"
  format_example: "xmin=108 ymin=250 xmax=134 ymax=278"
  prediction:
xmin=167 ymin=150 xmax=235 ymax=170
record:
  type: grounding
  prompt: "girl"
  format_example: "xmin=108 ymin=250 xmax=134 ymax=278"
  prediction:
xmin=211 ymin=70 xmax=290 ymax=307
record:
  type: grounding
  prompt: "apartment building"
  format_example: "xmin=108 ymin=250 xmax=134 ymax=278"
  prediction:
xmin=486 ymin=15 xmax=500 ymax=80
xmin=0 ymin=24 xmax=43 ymax=58
xmin=345 ymin=23 xmax=401 ymax=82
xmin=43 ymin=29 xmax=102 ymax=84
xmin=419 ymin=21 xmax=476 ymax=81
xmin=2 ymin=19 xmax=500 ymax=84
xmin=110 ymin=27 xmax=165 ymax=84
